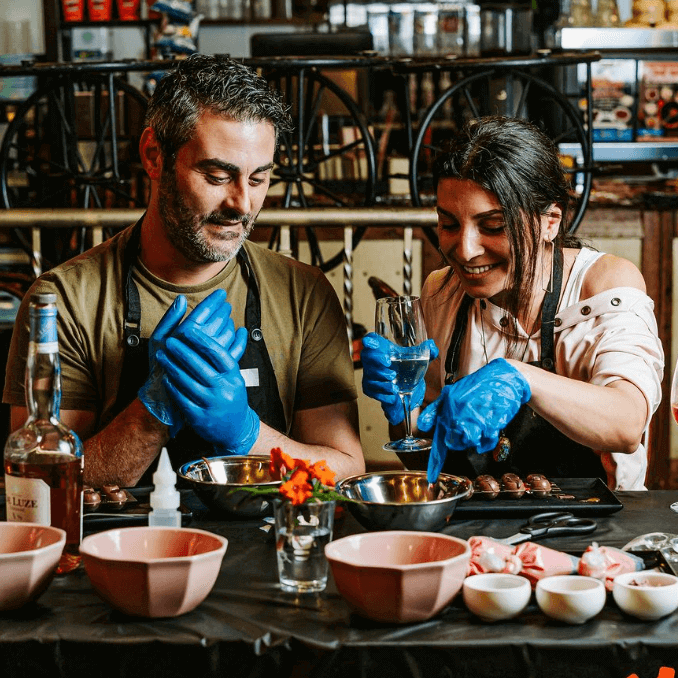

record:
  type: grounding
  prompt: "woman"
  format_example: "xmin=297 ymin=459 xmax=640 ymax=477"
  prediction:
xmin=362 ymin=116 xmax=663 ymax=490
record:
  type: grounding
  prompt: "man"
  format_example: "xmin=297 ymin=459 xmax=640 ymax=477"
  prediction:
xmin=3 ymin=54 xmax=365 ymax=487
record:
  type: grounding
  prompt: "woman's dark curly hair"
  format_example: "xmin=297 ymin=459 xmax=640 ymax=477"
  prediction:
xmin=144 ymin=54 xmax=292 ymax=167
xmin=433 ymin=116 xmax=582 ymax=352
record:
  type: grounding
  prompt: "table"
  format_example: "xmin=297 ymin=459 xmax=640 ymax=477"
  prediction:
xmin=4 ymin=491 xmax=678 ymax=678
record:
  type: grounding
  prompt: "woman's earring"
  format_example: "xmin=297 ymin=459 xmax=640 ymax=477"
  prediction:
xmin=542 ymin=239 xmax=554 ymax=294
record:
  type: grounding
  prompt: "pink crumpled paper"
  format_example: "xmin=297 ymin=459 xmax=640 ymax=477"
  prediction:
xmin=578 ymin=542 xmax=645 ymax=590
xmin=468 ymin=536 xmax=589 ymax=588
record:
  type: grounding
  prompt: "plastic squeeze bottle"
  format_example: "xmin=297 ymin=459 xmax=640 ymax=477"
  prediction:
xmin=148 ymin=447 xmax=182 ymax=527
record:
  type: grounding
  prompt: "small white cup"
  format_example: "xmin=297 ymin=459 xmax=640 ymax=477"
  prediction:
xmin=612 ymin=571 xmax=678 ymax=621
xmin=463 ymin=573 xmax=531 ymax=622
xmin=536 ymin=575 xmax=606 ymax=624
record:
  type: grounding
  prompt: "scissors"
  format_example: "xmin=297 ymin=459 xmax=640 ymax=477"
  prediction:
xmin=500 ymin=512 xmax=597 ymax=546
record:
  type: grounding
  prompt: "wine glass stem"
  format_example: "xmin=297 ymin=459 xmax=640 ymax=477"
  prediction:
xmin=401 ymin=392 xmax=413 ymax=440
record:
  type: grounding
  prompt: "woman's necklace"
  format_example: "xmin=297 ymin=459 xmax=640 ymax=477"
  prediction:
xmin=478 ymin=300 xmax=538 ymax=463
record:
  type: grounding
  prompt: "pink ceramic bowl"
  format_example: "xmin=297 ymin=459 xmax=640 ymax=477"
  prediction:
xmin=325 ymin=530 xmax=470 ymax=623
xmin=0 ymin=522 xmax=66 ymax=611
xmin=80 ymin=526 xmax=228 ymax=618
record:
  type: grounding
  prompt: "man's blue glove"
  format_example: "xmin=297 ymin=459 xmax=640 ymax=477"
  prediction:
xmin=171 ymin=289 xmax=237 ymax=350
xmin=417 ymin=358 xmax=531 ymax=483
xmin=138 ymin=290 xmax=239 ymax=436
xmin=156 ymin=324 xmax=260 ymax=456
xmin=361 ymin=332 xmax=438 ymax=425
xmin=138 ymin=295 xmax=188 ymax=436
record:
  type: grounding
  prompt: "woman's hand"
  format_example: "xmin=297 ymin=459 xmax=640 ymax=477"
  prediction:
xmin=418 ymin=358 xmax=531 ymax=483
xmin=361 ymin=333 xmax=438 ymax=425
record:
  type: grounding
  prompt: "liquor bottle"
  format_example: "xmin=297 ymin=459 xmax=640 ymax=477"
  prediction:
xmin=4 ymin=292 xmax=84 ymax=574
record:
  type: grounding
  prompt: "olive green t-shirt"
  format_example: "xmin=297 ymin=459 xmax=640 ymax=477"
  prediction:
xmin=3 ymin=225 xmax=357 ymax=433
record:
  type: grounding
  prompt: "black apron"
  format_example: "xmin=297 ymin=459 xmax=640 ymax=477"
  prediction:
xmin=442 ymin=247 xmax=606 ymax=481
xmin=112 ymin=218 xmax=287 ymax=486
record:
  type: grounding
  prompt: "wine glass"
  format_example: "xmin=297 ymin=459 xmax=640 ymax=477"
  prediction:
xmin=375 ymin=295 xmax=432 ymax=454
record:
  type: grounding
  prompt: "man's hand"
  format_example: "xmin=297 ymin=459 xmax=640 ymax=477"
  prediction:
xmin=138 ymin=295 xmax=187 ymax=435
xmin=157 ymin=325 xmax=259 ymax=455
xmin=138 ymin=289 xmax=241 ymax=436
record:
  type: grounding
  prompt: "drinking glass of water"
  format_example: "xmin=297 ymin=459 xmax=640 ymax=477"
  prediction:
xmin=375 ymin=295 xmax=432 ymax=453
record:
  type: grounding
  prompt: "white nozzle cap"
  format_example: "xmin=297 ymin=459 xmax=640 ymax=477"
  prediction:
xmin=150 ymin=447 xmax=181 ymax=510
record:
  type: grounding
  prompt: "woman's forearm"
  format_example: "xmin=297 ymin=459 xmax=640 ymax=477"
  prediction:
xmin=507 ymin=360 xmax=649 ymax=454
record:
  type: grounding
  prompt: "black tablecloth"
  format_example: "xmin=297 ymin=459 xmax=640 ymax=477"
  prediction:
xmin=4 ymin=491 xmax=678 ymax=678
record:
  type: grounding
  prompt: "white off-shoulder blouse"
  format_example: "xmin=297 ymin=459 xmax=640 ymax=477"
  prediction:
xmin=420 ymin=247 xmax=664 ymax=491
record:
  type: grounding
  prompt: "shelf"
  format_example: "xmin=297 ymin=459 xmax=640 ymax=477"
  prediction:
xmin=560 ymin=140 xmax=678 ymax=163
xmin=555 ymin=27 xmax=678 ymax=51
xmin=59 ymin=19 xmax=160 ymax=28
xmin=201 ymin=17 xmax=322 ymax=25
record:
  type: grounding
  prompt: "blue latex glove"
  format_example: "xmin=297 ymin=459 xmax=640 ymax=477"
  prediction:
xmin=171 ymin=289 xmax=237 ymax=353
xmin=417 ymin=358 xmax=531 ymax=483
xmin=361 ymin=332 xmax=438 ymax=426
xmin=138 ymin=290 xmax=239 ymax=435
xmin=157 ymin=325 xmax=259 ymax=456
xmin=138 ymin=295 xmax=188 ymax=436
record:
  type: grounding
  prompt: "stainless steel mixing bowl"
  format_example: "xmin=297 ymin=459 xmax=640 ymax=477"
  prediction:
xmin=177 ymin=456 xmax=280 ymax=519
xmin=336 ymin=471 xmax=473 ymax=532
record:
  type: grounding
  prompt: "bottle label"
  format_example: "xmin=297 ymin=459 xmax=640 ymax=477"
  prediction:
xmin=29 ymin=340 xmax=59 ymax=354
xmin=4 ymin=474 xmax=51 ymax=524
xmin=29 ymin=303 xmax=58 ymax=352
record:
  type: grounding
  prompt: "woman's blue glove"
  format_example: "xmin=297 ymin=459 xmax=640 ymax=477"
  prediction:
xmin=417 ymin=358 xmax=531 ymax=483
xmin=361 ymin=332 xmax=438 ymax=425
xmin=157 ymin=324 xmax=260 ymax=456
xmin=138 ymin=290 xmax=239 ymax=436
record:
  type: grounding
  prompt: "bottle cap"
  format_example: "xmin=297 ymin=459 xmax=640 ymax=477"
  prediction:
xmin=30 ymin=292 xmax=57 ymax=305
xmin=150 ymin=448 xmax=180 ymax=510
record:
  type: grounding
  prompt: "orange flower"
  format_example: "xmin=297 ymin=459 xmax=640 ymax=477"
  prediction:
xmin=270 ymin=447 xmax=296 ymax=479
xmin=308 ymin=460 xmax=336 ymax=487
xmin=280 ymin=468 xmax=313 ymax=505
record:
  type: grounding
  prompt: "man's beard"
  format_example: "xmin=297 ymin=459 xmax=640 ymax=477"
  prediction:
xmin=157 ymin=166 xmax=254 ymax=264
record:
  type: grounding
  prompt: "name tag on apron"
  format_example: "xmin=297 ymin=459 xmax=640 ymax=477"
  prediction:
xmin=241 ymin=368 xmax=259 ymax=387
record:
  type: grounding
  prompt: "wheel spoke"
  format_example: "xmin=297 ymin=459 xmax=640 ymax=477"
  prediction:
xmin=553 ymin=125 xmax=578 ymax=145
xmin=303 ymin=80 xmax=325 ymax=153
xmin=303 ymin=178 xmax=352 ymax=207
xmin=305 ymin=226 xmax=325 ymax=268
xmin=305 ymin=138 xmax=367 ymax=173
xmin=51 ymin=86 xmax=88 ymax=175
xmin=513 ymin=78 xmax=531 ymax=118
xmin=462 ymin=86 xmax=481 ymax=119
xmin=88 ymin=107 xmax=113 ymax=175
xmin=421 ymin=142 xmax=444 ymax=155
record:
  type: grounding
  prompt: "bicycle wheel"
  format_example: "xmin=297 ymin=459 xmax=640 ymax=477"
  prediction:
xmin=262 ymin=67 xmax=377 ymax=272
xmin=410 ymin=68 xmax=592 ymax=248
xmin=0 ymin=72 xmax=148 ymax=268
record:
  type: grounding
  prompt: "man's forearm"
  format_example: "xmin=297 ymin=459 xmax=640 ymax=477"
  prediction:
xmin=251 ymin=402 xmax=365 ymax=480
xmin=83 ymin=399 xmax=170 ymax=487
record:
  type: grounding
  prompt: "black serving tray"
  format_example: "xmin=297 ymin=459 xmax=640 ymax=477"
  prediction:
xmin=453 ymin=477 xmax=623 ymax=518
xmin=83 ymin=486 xmax=192 ymax=532
xmin=0 ymin=485 xmax=193 ymax=531
xmin=83 ymin=503 xmax=193 ymax=531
